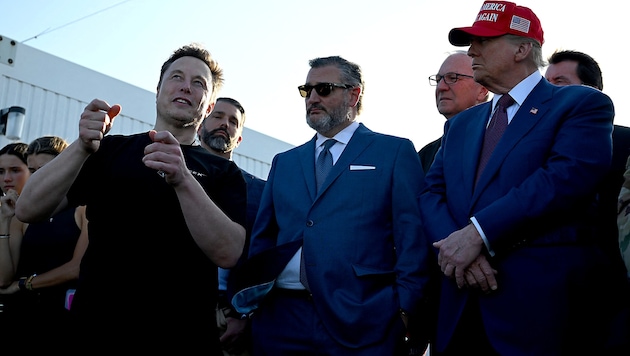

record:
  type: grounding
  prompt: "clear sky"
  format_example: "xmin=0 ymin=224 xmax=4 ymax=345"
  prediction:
xmin=1 ymin=0 xmax=624 ymax=150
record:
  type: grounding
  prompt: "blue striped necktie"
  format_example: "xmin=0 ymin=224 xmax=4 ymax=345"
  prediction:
xmin=315 ymin=139 xmax=337 ymax=193
xmin=301 ymin=138 xmax=337 ymax=292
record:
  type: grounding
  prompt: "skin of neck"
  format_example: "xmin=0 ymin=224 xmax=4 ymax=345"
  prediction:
xmin=153 ymin=121 xmax=199 ymax=146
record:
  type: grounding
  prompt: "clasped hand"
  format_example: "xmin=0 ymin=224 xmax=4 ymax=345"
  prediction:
xmin=433 ymin=224 xmax=498 ymax=292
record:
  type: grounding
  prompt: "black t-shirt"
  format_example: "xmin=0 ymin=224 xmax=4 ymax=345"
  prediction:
xmin=67 ymin=132 xmax=246 ymax=350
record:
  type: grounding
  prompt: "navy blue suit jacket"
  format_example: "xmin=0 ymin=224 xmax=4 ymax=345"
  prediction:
xmin=420 ymin=79 xmax=623 ymax=354
xmin=239 ymin=169 xmax=266 ymax=259
xmin=221 ymin=170 xmax=265 ymax=302
xmin=244 ymin=123 xmax=431 ymax=348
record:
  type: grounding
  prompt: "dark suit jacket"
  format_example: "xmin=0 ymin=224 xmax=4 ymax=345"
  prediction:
xmin=239 ymin=123 xmax=431 ymax=348
xmin=222 ymin=169 xmax=265 ymax=309
xmin=239 ymin=169 xmax=266 ymax=259
xmin=418 ymin=137 xmax=442 ymax=174
xmin=420 ymin=78 xmax=628 ymax=354
xmin=597 ymin=125 xmax=630 ymax=272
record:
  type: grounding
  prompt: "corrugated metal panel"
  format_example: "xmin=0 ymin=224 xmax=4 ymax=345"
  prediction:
xmin=1 ymin=75 xmax=152 ymax=144
xmin=233 ymin=153 xmax=270 ymax=181
xmin=0 ymin=37 xmax=293 ymax=180
xmin=0 ymin=74 xmax=277 ymax=178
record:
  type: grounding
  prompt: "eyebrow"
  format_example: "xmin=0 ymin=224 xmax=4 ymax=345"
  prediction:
xmin=211 ymin=111 xmax=241 ymax=123
xmin=548 ymin=75 xmax=569 ymax=81
xmin=169 ymin=69 xmax=209 ymax=84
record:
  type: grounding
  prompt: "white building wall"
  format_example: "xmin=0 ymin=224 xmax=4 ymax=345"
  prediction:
xmin=0 ymin=35 xmax=293 ymax=180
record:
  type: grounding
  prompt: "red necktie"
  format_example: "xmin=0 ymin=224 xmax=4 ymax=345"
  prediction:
xmin=475 ymin=94 xmax=514 ymax=185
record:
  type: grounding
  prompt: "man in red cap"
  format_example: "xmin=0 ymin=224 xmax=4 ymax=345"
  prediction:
xmin=420 ymin=1 xmax=630 ymax=355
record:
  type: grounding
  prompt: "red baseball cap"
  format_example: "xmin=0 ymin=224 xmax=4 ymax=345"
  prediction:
xmin=449 ymin=1 xmax=544 ymax=46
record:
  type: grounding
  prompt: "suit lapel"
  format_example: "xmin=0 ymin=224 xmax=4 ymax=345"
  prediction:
xmin=299 ymin=136 xmax=319 ymax=200
xmin=464 ymin=103 xmax=492 ymax=195
xmin=318 ymin=123 xmax=374 ymax=195
xmin=473 ymin=81 xmax=553 ymax=196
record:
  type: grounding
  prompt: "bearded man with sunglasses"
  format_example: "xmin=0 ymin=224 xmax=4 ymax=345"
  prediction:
xmin=232 ymin=55 xmax=432 ymax=354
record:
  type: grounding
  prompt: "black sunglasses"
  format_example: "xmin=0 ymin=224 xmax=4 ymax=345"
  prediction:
xmin=298 ymin=83 xmax=353 ymax=98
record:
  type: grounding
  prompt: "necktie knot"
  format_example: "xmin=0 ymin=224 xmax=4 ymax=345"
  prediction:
xmin=496 ymin=94 xmax=515 ymax=111
xmin=321 ymin=139 xmax=336 ymax=151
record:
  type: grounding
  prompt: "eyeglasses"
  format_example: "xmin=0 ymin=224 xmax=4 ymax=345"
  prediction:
xmin=428 ymin=72 xmax=474 ymax=86
xmin=298 ymin=83 xmax=353 ymax=98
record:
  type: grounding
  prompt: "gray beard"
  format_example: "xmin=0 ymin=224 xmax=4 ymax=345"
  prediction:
xmin=306 ymin=101 xmax=351 ymax=134
xmin=206 ymin=136 xmax=229 ymax=152
xmin=200 ymin=130 xmax=231 ymax=153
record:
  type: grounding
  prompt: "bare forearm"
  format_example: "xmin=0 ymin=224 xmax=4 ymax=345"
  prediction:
xmin=16 ymin=140 xmax=89 ymax=222
xmin=175 ymin=176 xmax=245 ymax=268
xmin=26 ymin=261 xmax=80 ymax=289
xmin=0 ymin=239 xmax=15 ymax=287
xmin=0 ymin=218 xmax=22 ymax=286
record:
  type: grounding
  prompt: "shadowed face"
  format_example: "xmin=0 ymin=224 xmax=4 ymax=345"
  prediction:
xmin=0 ymin=154 xmax=29 ymax=195
xmin=304 ymin=65 xmax=354 ymax=136
xmin=545 ymin=60 xmax=581 ymax=87
xmin=199 ymin=100 xmax=243 ymax=154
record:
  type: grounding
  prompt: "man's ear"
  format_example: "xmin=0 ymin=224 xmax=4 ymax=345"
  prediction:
xmin=514 ymin=42 xmax=533 ymax=62
xmin=206 ymin=102 xmax=215 ymax=116
xmin=477 ymin=86 xmax=489 ymax=103
xmin=349 ymin=86 xmax=362 ymax=108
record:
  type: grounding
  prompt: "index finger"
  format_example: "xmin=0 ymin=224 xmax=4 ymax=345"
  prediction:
xmin=455 ymin=266 xmax=466 ymax=288
xmin=85 ymin=98 xmax=113 ymax=113
xmin=148 ymin=130 xmax=178 ymax=145
xmin=479 ymin=263 xmax=498 ymax=290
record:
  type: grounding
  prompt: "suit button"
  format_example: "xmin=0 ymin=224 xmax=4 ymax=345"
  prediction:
xmin=306 ymin=220 xmax=314 ymax=227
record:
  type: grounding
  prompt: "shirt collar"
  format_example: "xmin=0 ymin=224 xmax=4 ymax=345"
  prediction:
xmin=494 ymin=71 xmax=543 ymax=109
xmin=316 ymin=121 xmax=359 ymax=147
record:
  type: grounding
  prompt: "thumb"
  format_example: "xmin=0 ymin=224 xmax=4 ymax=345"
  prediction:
xmin=107 ymin=104 xmax=122 ymax=119
xmin=101 ymin=104 xmax=121 ymax=136
xmin=148 ymin=129 xmax=157 ymax=142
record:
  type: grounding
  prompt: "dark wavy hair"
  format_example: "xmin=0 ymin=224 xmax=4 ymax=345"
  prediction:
xmin=157 ymin=43 xmax=224 ymax=103
xmin=547 ymin=50 xmax=603 ymax=90
xmin=0 ymin=142 xmax=28 ymax=164
xmin=308 ymin=56 xmax=365 ymax=115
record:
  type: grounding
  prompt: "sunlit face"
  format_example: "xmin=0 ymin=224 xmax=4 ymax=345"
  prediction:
xmin=435 ymin=53 xmax=488 ymax=119
xmin=27 ymin=153 xmax=56 ymax=174
xmin=545 ymin=60 xmax=582 ymax=87
xmin=198 ymin=101 xmax=243 ymax=154
xmin=0 ymin=154 xmax=30 ymax=195
xmin=304 ymin=65 xmax=353 ymax=135
xmin=156 ymin=56 xmax=214 ymax=129
xmin=468 ymin=36 xmax=518 ymax=92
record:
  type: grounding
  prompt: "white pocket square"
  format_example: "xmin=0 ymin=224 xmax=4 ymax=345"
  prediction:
xmin=349 ymin=165 xmax=376 ymax=170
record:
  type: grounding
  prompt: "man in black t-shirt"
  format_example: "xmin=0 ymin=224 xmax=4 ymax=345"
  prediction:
xmin=15 ymin=44 xmax=246 ymax=354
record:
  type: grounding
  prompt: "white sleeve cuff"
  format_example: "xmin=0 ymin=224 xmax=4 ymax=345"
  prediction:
xmin=469 ymin=216 xmax=495 ymax=257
